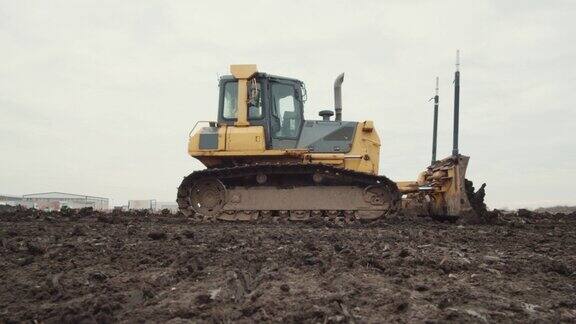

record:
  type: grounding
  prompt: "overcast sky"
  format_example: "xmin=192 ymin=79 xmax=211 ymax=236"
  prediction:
xmin=1 ymin=0 xmax=575 ymax=209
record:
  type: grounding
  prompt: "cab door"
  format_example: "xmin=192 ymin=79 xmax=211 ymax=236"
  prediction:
xmin=269 ymin=81 xmax=304 ymax=149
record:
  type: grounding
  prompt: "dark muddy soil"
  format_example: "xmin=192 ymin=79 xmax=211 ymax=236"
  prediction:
xmin=1 ymin=209 xmax=575 ymax=323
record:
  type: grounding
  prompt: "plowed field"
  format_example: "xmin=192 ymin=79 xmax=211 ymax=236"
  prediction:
xmin=1 ymin=209 xmax=575 ymax=323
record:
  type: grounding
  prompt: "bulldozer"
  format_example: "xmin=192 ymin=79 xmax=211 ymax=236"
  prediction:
xmin=177 ymin=63 xmax=481 ymax=222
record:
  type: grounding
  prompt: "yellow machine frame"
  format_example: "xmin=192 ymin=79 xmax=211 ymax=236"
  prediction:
xmin=188 ymin=65 xmax=381 ymax=175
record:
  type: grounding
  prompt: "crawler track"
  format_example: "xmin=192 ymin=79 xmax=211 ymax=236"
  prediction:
xmin=177 ymin=163 xmax=401 ymax=223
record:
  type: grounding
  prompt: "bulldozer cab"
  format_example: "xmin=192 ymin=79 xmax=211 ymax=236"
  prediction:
xmin=188 ymin=65 xmax=379 ymax=173
xmin=189 ymin=65 xmax=363 ymax=156
xmin=217 ymin=74 xmax=305 ymax=149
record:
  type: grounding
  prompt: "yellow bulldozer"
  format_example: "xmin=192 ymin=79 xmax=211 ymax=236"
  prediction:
xmin=177 ymin=63 xmax=483 ymax=222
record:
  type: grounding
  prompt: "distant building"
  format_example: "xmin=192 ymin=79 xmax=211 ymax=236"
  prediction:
xmin=0 ymin=194 xmax=22 ymax=202
xmin=126 ymin=200 xmax=178 ymax=213
xmin=22 ymin=192 xmax=109 ymax=211
xmin=128 ymin=199 xmax=156 ymax=211
xmin=0 ymin=194 xmax=24 ymax=206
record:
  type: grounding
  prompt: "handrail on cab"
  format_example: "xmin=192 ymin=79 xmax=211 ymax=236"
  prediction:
xmin=189 ymin=121 xmax=216 ymax=138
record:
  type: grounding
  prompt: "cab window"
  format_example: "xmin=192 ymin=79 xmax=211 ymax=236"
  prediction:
xmin=248 ymin=80 xmax=263 ymax=119
xmin=222 ymin=82 xmax=237 ymax=119
xmin=222 ymin=80 xmax=263 ymax=120
xmin=270 ymin=82 xmax=302 ymax=139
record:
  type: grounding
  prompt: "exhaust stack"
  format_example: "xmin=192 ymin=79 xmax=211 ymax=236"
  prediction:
xmin=452 ymin=50 xmax=461 ymax=156
xmin=334 ymin=73 xmax=345 ymax=121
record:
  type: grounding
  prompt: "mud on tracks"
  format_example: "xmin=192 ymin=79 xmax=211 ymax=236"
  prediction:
xmin=0 ymin=210 xmax=575 ymax=323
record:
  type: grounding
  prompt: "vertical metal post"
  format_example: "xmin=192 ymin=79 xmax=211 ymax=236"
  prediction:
xmin=452 ymin=50 xmax=461 ymax=157
xmin=432 ymin=77 xmax=439 ymax=164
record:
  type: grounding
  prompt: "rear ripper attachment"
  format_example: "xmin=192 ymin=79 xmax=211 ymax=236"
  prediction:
xmin=397 ymin=50 xmax=485 ymax=220
xmin=397 ymin=155 xmax=475 ymax=220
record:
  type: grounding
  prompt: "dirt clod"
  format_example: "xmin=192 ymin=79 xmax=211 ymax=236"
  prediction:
xmin=88 ymin=271 xmax=108 ymax=282
xmin=517 ymin=209 xmax=533 ymax=218
xmin=181 ymin=229 xmax=195 ymax=239
xmin=195 ymin=294 xmax=212 ymax=305
xmin=280 ymin=283 xmax=290 ymax=292
xmin=148 ymin=231 xmax=167 ymax=240
xmin=71 ymin=225 xmax=85 ymax=236
xmin=25 ymin=241 xmax=45 ymax=255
